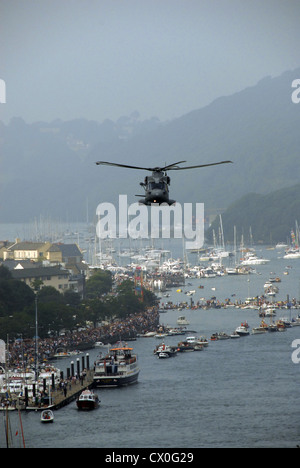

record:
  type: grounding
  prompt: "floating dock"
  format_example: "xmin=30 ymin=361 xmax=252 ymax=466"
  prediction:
xmin=39 ymin=369 xmax=95 ymax=411
xmin=25 ymin=355 xmax=95 ymax=411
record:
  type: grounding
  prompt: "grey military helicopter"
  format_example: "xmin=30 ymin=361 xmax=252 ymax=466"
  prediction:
xmin=95 ymin=159 xmax=232 ymax=206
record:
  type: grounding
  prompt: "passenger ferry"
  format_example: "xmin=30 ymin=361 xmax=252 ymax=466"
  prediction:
xmin=93 ymin=343 xmax=140 ymax=388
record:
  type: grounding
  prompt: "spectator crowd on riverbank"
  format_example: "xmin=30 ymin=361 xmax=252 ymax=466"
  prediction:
xmin=5 ymin=307 xmax=160 ymax=368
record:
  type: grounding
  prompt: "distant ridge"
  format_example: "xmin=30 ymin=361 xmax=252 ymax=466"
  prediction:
xmin=0 ymin=67 xmax=299 ymax=222
xmin=206 ymin=183 xmax=300 ymax=245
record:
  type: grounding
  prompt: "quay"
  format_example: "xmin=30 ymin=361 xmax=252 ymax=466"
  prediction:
xmin=25 ymin=355 xmax=95 ymax=412
xmin=44 ymin=369 xmax=94 ymax=411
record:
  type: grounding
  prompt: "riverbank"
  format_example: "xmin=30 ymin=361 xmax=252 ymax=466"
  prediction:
xmin=5 ymin=307 xmax=160 ymax=368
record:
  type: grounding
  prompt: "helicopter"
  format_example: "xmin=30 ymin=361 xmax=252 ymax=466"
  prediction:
xmin=95 ymin=159 xmax=233 ymax=206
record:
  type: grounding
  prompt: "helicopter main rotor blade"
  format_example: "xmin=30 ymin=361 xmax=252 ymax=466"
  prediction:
xmin=160 ymin=161 xmax=187 ymax=171
xmin=167 ymin=160 xmax=233 ymax=170
xmin=95 ymin=161 xmax=154 ymax=171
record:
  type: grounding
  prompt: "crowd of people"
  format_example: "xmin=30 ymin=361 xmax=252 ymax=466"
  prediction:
xmin=5 ymin=307 xmax=160 ymax=368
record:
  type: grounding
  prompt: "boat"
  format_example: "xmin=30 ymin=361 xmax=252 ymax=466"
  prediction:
xmin=177 ymin=341 xmax=195 ymax=352
xmin=268 ymin=323 xmax=278 ymax=332
xmin=94 ymin=342 xmax=105 ymax=347
xmin=186 ymin=336 xmax=209 ymax=347
xmin=41 ymin=409 xmax=54 ymax=423
xmin=276 ymin=242 xmax=288 ymax=249
xmin=235 ymin=326 xmax=250 ymax=336
xmin=283 ymin=248 xmax=300 ymax=259
xmin=177 ymin=316 xmax=190 ymax=325
xmin=155 ymin=333 xmax=168 ymax=339
xmin=77 ymin=389 xmax=100 ymax=410
xmin=216 ymin=332 xmax=230 ymax=340
xmin=252 ymin=326 xmax=268 ymax=335
xmin=276 ymin=320 xmax=287 ymax=332
xmin=53 ymin=351 xmax=75 ymax=358
xmin=93 ymin=343 xmax=140 ymax=387
xmin=154 ymin=343 xmax=177 ymax=357
xmin=230 ymin=331 xmax=241 ymax=339
xmin=158 ymin=352 xmax=170 ymax=359
xmin=265 ymin=307 xmax=276 ymax=317
xmin=197 ymin=336 xmax=209 ymax=347
xmin=279 ymin=318 xmax=292 ymax=328
xmin=138 ymin=331 xmax=156 ymax=338
xmin=240 ymin=252 xmax=270 ymax=265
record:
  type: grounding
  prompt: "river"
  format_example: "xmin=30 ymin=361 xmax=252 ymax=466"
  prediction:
xmin=1 ymin=224 xmax=300 ymax=448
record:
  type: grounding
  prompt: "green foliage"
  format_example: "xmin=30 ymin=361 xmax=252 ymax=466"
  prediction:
xmin=0 ymin=263 xmax=157 ymax=340
xmin=85 ymin=270 xmax=113 ymax=298
xmin=206 ymin=183 xmax=300 ymax=245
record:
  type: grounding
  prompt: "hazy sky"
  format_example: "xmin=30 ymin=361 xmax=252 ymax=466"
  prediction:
xmin=1 ymin=0 xmax=300 ymax=124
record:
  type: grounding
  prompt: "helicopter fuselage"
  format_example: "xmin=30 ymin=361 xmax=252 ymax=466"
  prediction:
xmin=139 ymin=171 xmax=175 ymax=206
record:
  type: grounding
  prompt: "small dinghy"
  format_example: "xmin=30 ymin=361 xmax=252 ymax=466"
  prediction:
xmin=41 ymin=409 xmax=54 ymax=423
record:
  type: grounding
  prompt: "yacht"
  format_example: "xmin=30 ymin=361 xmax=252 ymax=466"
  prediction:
xmin=177 ymin=316 xmax=190 ymax=325
xmin=240 ymin=252 xmax=270 ymax=265
xmin=283 ymin=248 xmax=300 ymax=259
xmin=235 ymin=326 xmax=250 ymax=336
xmin=93 ymin=343 xmax=140 ymax=388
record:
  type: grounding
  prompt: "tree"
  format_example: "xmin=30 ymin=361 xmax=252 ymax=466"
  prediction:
xmin=85 ymin=270 xmax=113 ymax=299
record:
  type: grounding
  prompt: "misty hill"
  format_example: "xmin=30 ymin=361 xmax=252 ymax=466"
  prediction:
xmin=0 ymin=67 xmax=299 ymax=224
xmin=206 ymin=183 xmax=300 ymax=245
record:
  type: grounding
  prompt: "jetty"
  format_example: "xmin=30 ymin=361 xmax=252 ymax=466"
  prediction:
xmin=46 ymin=369 xmax=94 ymax=411
xmin=25 ymin=355 xmax=95 ymax=411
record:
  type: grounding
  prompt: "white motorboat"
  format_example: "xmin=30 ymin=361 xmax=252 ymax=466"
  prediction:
xmin=235 ymin=326 xmax=250 ymax=336
xmin=240 ymin=252 xmax=270 ymax=265
xmin=283 ymin=248 xmax=300 ymax=259
xmin=265 ymin=307 xmax=276 ymax=317
xmin=158 ymin=352 xmax=170 ymax=359
xmin=177 ymin=316 xmax=190 ymax=325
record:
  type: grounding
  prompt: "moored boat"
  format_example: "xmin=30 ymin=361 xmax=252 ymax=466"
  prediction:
xmin=235 ymin=326 xmax=250 ymax=336
xmin=154 ymin=343 xmax=177 ymax=357
xmin=252 ymin=327 xmax=268 ymax=335
xmin=230 ymin=331 xmax=241 ymax=339
xmin=93 ymin=343 xmax=140 ymax=388
xmin=158 ymin=352 xmax=170 ymax=359
xmin=216 ymin=332 xmax=230 ymax=340
xmin=177 ymin=341 xmax=195 ymax=352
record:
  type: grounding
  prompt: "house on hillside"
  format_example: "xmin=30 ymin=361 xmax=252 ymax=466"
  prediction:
xmin=2 ymin=241 xmax=53 ymax=261
xmin=11 ymin=265 xmax=71 ymax=292
xmin=1 ymin=240 xmax=88 ymax=297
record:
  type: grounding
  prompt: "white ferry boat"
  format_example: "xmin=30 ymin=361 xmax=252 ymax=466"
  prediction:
xmin=93 ymin=343 xmax=140 ymax=388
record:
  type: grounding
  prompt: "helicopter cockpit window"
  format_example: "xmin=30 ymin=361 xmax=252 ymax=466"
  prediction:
xmin=149 ymin=182 xmax=164 ymax=190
